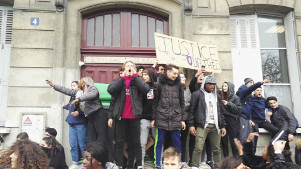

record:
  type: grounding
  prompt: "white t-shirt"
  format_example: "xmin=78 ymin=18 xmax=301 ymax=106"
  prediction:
xmin=205 ymin=92 xmax=216 ymax=124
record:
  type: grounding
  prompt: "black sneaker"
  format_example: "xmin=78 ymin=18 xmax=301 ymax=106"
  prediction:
xmin=154 ymin=166 xmax=161 ymax=169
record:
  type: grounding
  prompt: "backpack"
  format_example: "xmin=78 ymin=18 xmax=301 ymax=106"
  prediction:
xmin=278 ymin=106 xmax=299 ymax=129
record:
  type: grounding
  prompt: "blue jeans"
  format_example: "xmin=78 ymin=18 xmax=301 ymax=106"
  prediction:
xmin=154 ymin=128 xmax=181 ymax=167
xmin=69 ymin=123 xmax=87 ymax=163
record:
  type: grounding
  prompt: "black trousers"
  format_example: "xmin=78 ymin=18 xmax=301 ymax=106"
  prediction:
xmin=221 ymin=115 xmax=239 ymax=157
xmin=181 ymin=124 xmax=189 ymax=162
xmin=253 ymin=118 xmax=279 ymax=153
xmin=86 ymin=109 xmax=113 ymax=161
xmin=114 ymin=118 xmax=142 ymax=167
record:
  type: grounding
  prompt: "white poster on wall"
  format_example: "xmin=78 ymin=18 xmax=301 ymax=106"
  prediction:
xmin=21 ymin=113 xmax=45 ymax=144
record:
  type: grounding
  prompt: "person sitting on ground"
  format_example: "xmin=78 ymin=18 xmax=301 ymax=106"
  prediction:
xmin=41 ymin=136 xmax=68 ymax=169
xmin=162 ymin=147 xmax=182 ymax=169
xmin=0 ymin=140 xmax=49 ymax=169
xmin=16 ymin=132 xmax=29 ymax=141
xmin=83 ymin=142 xmax=118 ymax=169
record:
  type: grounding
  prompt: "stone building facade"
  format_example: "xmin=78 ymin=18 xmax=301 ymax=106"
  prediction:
xmin=1 ymin=0 xmax=301 ymax=164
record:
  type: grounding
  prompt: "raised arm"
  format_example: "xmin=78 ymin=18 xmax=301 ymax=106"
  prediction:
xmin=46 ymin=80 xmax=78 ymax=97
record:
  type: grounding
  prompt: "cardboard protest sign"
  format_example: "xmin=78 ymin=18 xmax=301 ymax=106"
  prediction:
xmin=154 ymin=33 xmax=221 ymax=73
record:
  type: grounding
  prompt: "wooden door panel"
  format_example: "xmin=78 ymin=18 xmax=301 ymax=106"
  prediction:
xmin=81 ymin=64 xmax=122 ymax=84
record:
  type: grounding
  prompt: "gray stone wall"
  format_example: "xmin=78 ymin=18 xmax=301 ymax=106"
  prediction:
xmin=6 ymin=0 xmax=68 ymax=161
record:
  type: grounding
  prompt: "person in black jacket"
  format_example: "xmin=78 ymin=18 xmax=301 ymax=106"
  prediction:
xmin=188 ymin=69 xmax=213 ymax=167
xmin=151 ymin=64 xmax=186 ymax=169
xmin=140 ymin=68 xmax=158 ymax=167
xmin=41 ymin=136 xmax=68 ymax=169
xmin=107 ymin=61 xmax=150 ymax=169
xmin=188 ymin=75 xmax=226 ymax=169
xmin=220 ymin=82 xmax=241 ymax=157
xmin=234 ymin=132 xmax=292 ymax=169
xmin=267 ymin=96 xmax=297 ymax=147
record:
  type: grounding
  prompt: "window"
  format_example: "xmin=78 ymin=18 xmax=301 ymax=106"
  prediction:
xmin=258 ymin=17 xmax=289 ymax=83
xmin=230 ymin=11 xmax=301 ymax=113
xmin=0 ymin=8 xmax=13 ymax=44
xmin=82 ymin=9 xmax=168 ymax=50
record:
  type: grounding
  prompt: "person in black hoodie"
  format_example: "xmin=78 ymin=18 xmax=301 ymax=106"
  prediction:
xmin=220 ymin=82 xmax=242 ymax=157
xmin=140 ymin=68 xmax=158 ymax=167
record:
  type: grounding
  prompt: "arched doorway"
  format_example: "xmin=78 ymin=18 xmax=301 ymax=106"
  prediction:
xmin=81 ymin=8 xmax=169 ymax=83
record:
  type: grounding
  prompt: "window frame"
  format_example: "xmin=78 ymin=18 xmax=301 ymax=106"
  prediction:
xmin=81 ymin=8 xmax=169 ymax=55
xmin=230 ymin=11 xmax=301 ymax=121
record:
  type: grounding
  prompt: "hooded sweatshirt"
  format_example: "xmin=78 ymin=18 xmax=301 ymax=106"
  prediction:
xmin=200 ymin=76 xmax=220 ymax=131
xmin=188 ymin=76 xmax=226 ymax=132
xmin=220 ymin=82 xmax=241 ymax=118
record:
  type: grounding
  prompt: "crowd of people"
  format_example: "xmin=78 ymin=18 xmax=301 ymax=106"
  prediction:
xmin=0 ymin=60 xmax=300 ymax=169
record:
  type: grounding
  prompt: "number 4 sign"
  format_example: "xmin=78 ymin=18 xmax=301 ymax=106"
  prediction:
xmin=30 ymin=18 xmax=39 ymax=26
